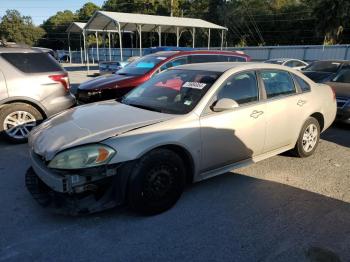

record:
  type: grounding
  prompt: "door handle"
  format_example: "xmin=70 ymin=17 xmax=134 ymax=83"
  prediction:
xmin=297 ymin=100 xmax=307 ymax=106
xmin=250 ymin=110 xmax=264 ymax=119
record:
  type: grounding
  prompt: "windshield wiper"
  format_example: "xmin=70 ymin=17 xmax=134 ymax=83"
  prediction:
xmin=126 ymin=102 xmax=163 ymax=113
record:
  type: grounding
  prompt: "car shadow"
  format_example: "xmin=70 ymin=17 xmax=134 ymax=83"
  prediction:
xmin=321 ymin=122 xmax=350 ymax=148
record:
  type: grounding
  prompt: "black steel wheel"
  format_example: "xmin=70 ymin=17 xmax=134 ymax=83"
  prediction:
xmin=127 ymin=149 xmax=186 ymax=215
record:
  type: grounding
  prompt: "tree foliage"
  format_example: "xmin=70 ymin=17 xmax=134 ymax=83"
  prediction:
xmin=0 ymin=10 xmax=45 ymax=46
xmin=2 ymin=0 xmax=350 ymax=49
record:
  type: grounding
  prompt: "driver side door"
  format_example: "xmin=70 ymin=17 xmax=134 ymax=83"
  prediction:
xmin=199 ymin=71 xmax=266 ymax=173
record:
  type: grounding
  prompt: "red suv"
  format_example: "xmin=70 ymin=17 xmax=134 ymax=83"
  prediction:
xmin=76 ymin=50 xmax=251 ymax=103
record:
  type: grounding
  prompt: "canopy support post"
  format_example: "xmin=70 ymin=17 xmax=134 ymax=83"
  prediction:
xmin=108 ymin=32 xmax=111 ymax=61
xmin=176 ymin=27 xmax=179 ymax=47
xmin=137 ymin=24 xmax=142 ymax=56
xmin=158 ymin=26 xmax=162 ymax=47
xmin=118 ymin=22 xmax=123 ymax=61
xmin=220 ymin=30 xmax=224 ymax=50
xmin=192 ymin=28 xmax=196 ymax=48
xmin=68 ymin=32 xmax=72 ymax=64
xmin=95 ymin=31 xmax=99 ymax=63
xmin=83 ymin=30 xmax=90 ymax=74
xmin=208 ymin=28 xmax=211 ymax=50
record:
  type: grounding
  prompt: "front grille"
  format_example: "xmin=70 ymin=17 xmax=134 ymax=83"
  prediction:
xmin=336 ymin=97 xmax=349 ymax=108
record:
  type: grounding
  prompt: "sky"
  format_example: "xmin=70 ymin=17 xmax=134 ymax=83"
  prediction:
xmin=0 ymin=0 xmax=105 ymax=25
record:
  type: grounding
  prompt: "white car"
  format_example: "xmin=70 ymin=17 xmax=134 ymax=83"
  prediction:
xmin=265 ymin=58 xmax=308 ymax=71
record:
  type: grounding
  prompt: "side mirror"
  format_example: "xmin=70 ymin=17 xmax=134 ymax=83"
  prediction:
xmin=212 ymin=98 xmax=239 ymax=112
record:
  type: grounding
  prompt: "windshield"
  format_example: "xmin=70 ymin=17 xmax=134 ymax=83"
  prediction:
xmin=117 ymin=55 xmax=170 ymax=76
xmin=122 ymin=69 xmax=221 ymax=114
xmin=304 ymin=61 xmax=341 ymax=73
xmin=264 ymin=60 xmax=284 ymax=65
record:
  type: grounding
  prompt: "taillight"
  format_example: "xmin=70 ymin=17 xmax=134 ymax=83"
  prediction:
xmin=49 ymin=73 xmax=70 ymax=92
xmin=329 ymin=86 xmax=336 ymax=101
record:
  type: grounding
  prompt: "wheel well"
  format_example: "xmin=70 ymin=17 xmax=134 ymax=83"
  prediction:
xmin=310 ymin=112 xmax=324 ymax=131
xmin=156 ymin=145 xmax=195 ymax=184
xmin=2 ymin=100 xmax=47 ymax=119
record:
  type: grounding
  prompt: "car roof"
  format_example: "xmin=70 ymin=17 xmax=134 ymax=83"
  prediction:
xmin=266 ymin=58 xmax=300 ymax=62
xmin=171 ymin=62 xmax=297 ymax=72
xmin=150 ymin=50 xmax=249 ymax=57
xmin=0 ymin=47 xmax=42 ymax=54
xmin=310 ymin=60 xmax=349 ymax=63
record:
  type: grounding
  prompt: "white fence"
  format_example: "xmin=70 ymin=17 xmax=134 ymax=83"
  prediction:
xmin=68 ymin=44 xmax=350 ymax=63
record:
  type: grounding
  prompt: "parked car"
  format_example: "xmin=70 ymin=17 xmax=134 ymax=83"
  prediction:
xmin=0 ymin=48 xmax=76 ymax=143
xmin=26 ymin=62 xmax=336 ymax=215
xmin=98 ymin=61 xmax=128 ymax=75
xmin=32 ymin=47 xmax=58 ymax=60
xmin=264 ymin=58 xmax=308 ymax=70
xmin=302 ymin=60 xmax=350 ymax=83
xmin=76 ymin=50 xmax=251 ymax=103
xmin=323 ymin=67 xmax=350 ymax=123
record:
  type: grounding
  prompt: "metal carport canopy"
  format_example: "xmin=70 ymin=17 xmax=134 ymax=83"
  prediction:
xmin=83 ymin=11 xmax=228 ymax=60
xmin=66 ymin=22 xmax=86 ymax=64
xmin=66 ymin=22 xmax=86 ymax=34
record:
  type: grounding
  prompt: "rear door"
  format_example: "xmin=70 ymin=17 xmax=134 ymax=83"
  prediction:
xmin=258 ymin=70 xmax=305 ymax=152
xmin=199 ymin=71 xmax=266 ymax=172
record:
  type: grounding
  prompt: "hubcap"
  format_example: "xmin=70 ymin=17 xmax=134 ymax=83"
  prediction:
xmin=3 ymin=111 xmax=37 ymax=139
xmin=302 ymin=123 xmax=318 ymax=153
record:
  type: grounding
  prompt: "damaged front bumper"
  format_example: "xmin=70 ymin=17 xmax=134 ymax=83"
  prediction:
xmin=25 ymin=151 xmax=127 ymax=215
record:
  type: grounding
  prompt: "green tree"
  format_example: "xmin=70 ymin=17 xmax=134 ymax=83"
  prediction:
xmin=77 ymin=2 xmax=100 ymax=21
xmin=0 ymin=9 xmax=45 ymax=46
xmin=305 ymin=0 xmax=350 ymax=44
xmin=40 ymin=10 xmax=77 ymax=49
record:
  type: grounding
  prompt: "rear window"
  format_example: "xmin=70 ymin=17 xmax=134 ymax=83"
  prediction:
xmin=1 ymin=53 xmax=62 ymax=73
xmin=304 ymin=61 xmax=341 ymax=73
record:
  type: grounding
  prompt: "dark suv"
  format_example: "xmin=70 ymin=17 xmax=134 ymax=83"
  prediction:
xmin=0 ymin=48 xmax=75 ymax=143
xmin=76 ymin=50 xmax=251 ymax=103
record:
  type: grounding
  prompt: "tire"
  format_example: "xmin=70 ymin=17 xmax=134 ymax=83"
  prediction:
xmin=291 ymin=117 xmax=320 ymax=158
xmin=127 ymin=149 xmax=186 ymax=215
xmin=0 ymin=103 xmax=43 ymax=143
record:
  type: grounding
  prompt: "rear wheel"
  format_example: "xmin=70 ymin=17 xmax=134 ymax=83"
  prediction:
xmin=291 ymin=117 xmax=320 ymax=158
xmin=0 ymin=103 xmax=43 ymax=143
xmin=127 ymin=149 xmax=186 ymax=215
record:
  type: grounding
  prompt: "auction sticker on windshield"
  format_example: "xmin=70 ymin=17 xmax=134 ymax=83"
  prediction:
xmin=182 ymin=82 xmax=207 ymax=89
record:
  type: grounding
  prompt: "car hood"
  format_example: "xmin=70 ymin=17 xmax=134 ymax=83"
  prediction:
xmin=302 ymin=71 xmax=334 ymax=83
xmin=29 ymin=100 xmax=174 ymax=160
xmin=78 ymin=74 xmax=136 ymax=91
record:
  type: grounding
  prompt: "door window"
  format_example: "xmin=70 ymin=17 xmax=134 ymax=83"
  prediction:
xmin=293 ymin=74 xmax=311 ymax=92
xmin=217 ymin=71 xmax=259 ymax=105
xmin=217 ymin=55 xmax=247 ymax=62
xmin=160 ymin=57 xmax=188 ymax=71
xmin=332 ymin=69 xmax=350 ymax=83
xmin=260 ymin=70 xmax=296 ymax=98
xmin=189 ymin=55 xmax=219 ymax=63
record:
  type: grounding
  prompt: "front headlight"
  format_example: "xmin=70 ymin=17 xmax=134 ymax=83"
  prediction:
xmin=48 ymin=144 xmax=116 ymax=170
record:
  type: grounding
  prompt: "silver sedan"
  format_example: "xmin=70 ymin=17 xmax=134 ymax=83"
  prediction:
xmin=26 ymin=62 xmax=337 ymax=215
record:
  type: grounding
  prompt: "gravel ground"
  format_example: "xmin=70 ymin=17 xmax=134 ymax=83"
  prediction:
xmin=0 ymin=66 xmax=349 ymax=262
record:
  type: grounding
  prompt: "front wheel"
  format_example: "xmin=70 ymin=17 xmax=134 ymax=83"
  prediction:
xmin=127 ymin=149 xmax=186 ymax=215
xmin=0 ymin=103 xmax=43 ymax=143
xmin=291 ymin=117 xmax=320 ymax=158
